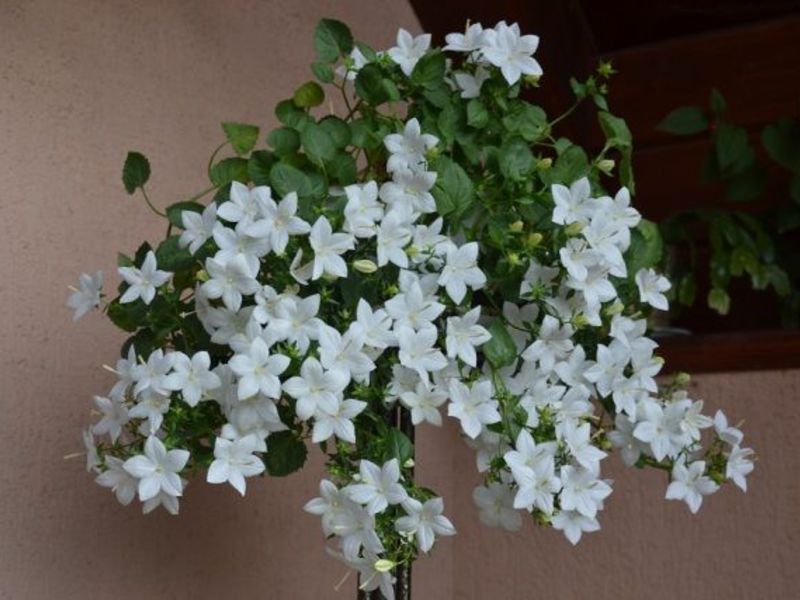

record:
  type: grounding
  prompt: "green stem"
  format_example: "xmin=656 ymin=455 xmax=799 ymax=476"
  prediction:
xmin=139 ymin=186 xmax=166 ymax=218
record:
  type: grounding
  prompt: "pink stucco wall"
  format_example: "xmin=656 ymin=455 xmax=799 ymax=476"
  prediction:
xmin=1 ymin=1 xmax=798 ymax=599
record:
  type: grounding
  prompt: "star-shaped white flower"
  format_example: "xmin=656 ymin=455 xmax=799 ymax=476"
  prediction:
xmin=118 ymin=251 xmax=171 ymax=305
xmin=481 ymin=21 xmax=542 ymax=85
xmin=635 ymin=268 xmax=671 ymax=311
xmin=472 ymin=483 xmax=522 ymax=532
xmin=206 ymin=434 xmax=265 ymax=496
xmin=123 ymin=436 xmax=190 ymax=501
xmin=387 ymin=28 xmax=431 ymax=76
xmin=201 ymin=254 xmax=260 ymax=312
xmin=383 ymin=118 xmax=438 ymax=173
xmin=438 ymin=242 xmax=486 ymax=303
xmin=246 ymin=191 xmax=310 ymax=254
xmin=179 ymin=203 xmax=217 ymax=254
xmin=444 ymin=23 xmax=486 ymax=52
xmin=551 ymin=509 xmax=600 ymax=545
xmin=447 ymin=378 xmax=500 ymax=439
xmin=164 ymin=351 xmax=221 ymax=407
xmin=309 ymin=216 xmax=355 ymax=280
xmin=95 ymin=456 xmax=137 ymax=506
xmin=665 ymin=459 xmax=719 ymax=513
xmin=67 ymin=270 xmax=103 ymax=320
xmin=395 ymin=496 xmax=456 ymax=552
xmin=396 ymin=325 xmax=448 ymax=382
xmin=445 ymin=307 xmax=491 ymax=367
xmin=399 ymin=380 xmax=447 ymax=426
xmin=228 ymin=338 xmax=290 ymax=400
xmin=311 ymin=398 xmax=367 ymax=444
xmin=91 ymin=395 xmax=129 ymax=443
xmin=282 ymin=357 xmax=348 ymax=420
xmin=345 ymin=459 xmax=408 ymax=515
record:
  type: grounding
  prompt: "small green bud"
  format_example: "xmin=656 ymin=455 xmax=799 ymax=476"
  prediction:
xmin=597 ymin=60 xmax=617 ymax=78
xmin=353 ymin=259 xmax=378 ymax=274
xmin=523 ymin=74 xmax=542 ymax=87
xmin=564 ymin=222 xmax=584 ymax=236
xmin=508 ymin=252 xmax=522 ymax=266
xmin=509 ymin=220 xmax=524 ymax=233
xmin=536 ymin=158 xmax=552 ymax=170
xmin=596 ymin=158 xmax=615 ymax=174
xmin=526 ymin=232 xmax=543 ymax=248
xmin=603 ymin=301 xmax=625 ymax=317
xmin=374 ymin=559 xmax=396 ymax=573
xmin=403 ymin=458 xmax=415 ymax=468
xmin=674 ymin=372 xmax=691 ymax=387
xmin=195 ymin=269 xmax=209 ymax=282
xmin=572 ymin=314 xmax=589 ymax=328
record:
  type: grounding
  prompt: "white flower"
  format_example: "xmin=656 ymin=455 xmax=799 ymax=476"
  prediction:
xmin=444 ymin=23 xmax=486 ymax=52
xmin=91 ymin=395 xmax=129 ymax=443
xmin=665 ymin=459 xmax=719 ymax=513
xmin=387 ymin=28 xmax=431 ymax=76
xmin=481 ymin=21 xmax=542 ymax=85
xmin=318 ymin=324 xmax=375 ymax=383
xmin=312 ymin=398 xmax=367 ymax=444
xmin=607 ymin=414 xmax=644 ymax=467
xmin=714 ymin=410 xmax=744 ymax=446
xmin=336 ymin=46 xmax=369 ymax=81
xmin=559 ymin=465 xmax=612 ymax=519
xmin=386 ymin=279 xmax=445 ymax=331
xmin=445 ymin=307 xmax=491 ymax=367
xmin=217 ymin=181 xmax=263 ymax=226
xmin=118 ymin=251 xmax=171 ymax=305
xmin=472 ymin=483 xmax=522 ymax=531
xmin=399 ymin=380 xmax=447 ymax=426
xmin=503 ymin=429 xmax=557 ymax=473
xmin=726 ymin=446 xmax=754 ymax=492
xmin=95 ymin=456 xmax=137 ymax=505
xmin=270 ymin=294 xmax=323 ymax=353
xmin=396 ymin=325 xmax=448 ymax=382
xmin=345 ymin=458 xmax=408 ymax=515
xmin=438 ymin=242 xmax=486 ymax=303
xmin=395 ymin=497 xmax=456 ymax=552
xmin=228 ymin=338 xmax=290 ymax=400
xmin=383 ymin=118 xmax=438 ymax=173
xmin=282 ymin=357 xmax=347 ymax=420
xmin=212 ymin=222 xmax=270 ymax=274
xmin=509 ymin=455 xmax=560 ymax=514
xmin=635 ymin=268 xmax=671 ymax=311
xmin=131 ymin=349 xmax=174 ymax=397
xmin=551 ymin=177 xmax=593 ymax=225
xmin=123 ymin=436 xmax=190 ymax=501
xmin=141 ymin=489 xmax=182 ymax=515
xmin=355 ymin=299 xmax=396 ymax=350
xmin=551 ymin=509 xmax=600 ymax=545
xmin=304 ymin=479 xmax=358 ymax=536
xmin=67 ymin=271 xmax=103 ymax=320
xmin=453 ymin=67 xmax=491 ymax=99
xmin=245 ymin=191 xmax=310 ymax=254
xmin=206 ymin=434 xmax=265 ymax=496
xmin=447 ymin=378 xmax=500 ymax=439
xmin=352 ymin=552 xmax=395 ymax=600
xmin=561 ymin=421 xmax=607 ymax=471
xmin=344 ymin=181 xmax=384 ymax=238
xmin=201 ymin=254 xmax=260 ymax=311
xmin=179 ymin=203 xmax=217 ymax=254
xmin=633 ymin=399 xmax=687 ymax=462
xmin=163 ymin=351 xmax=221 ymax=407
xmin=380 ymin=168 xmax=437 ymax=214
xmin=376 ymin=207 xmax=413 ymax=268
xmin=521 ymin=315 xmax=574 ymax=373
xmin=309 ymin=216 xmax=354 ymax=280
xmin=129 ymin=390 xmax=170 ymax=434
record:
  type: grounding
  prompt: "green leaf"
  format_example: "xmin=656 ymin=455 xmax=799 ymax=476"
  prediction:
xmin=382 ymin=429 xmax=414 ymax=465
xmin=293 ymin=81 xmax=325 ymax=108
xmin=715 ymin=123 xmax=749 ymax=171
xmin=310 ymin=61 xmax=334 ymax=83
xmin=677 ymin=274 xmax=696 ymax=306
xmin=264 ymin=431 xmax=308 ymax=477
xmin=502 ymin=103 xmax=548 ymax=142
xmin=619 ymin=151 xmax=635 ymax=193
xmin=275 ymin=99 xmax=311 ymax=130
xmin=155 ymin=235 xmax=195 ymax=271
xmin=270 ymin=162 xmax=312 ymax=197
xmin=431 ymin=157 xmax=474 ymax=218
xmin=762 ymin=118 xmax=800 ymax=174
xmin=657 ymin=107 xmax=709 ymax=135
xmin=499 ymin=138 xmax=534 ymax=180
xmin=350 ymin=118 xmax=380 ymax=149
xmin=410 ymin=51 xmax=445 ymax=88
xmin=466 ymin=99 xmax=489 ymax=129
xmin=354 ymin=63 xmax=390 ymax=105
xmin=484 ymin=322 xmax=518 ymax=368
xmin=209 ymin=157 xmax=249 ymax=187
xmin=318 ymin=117 xmax=351 ymax=148
xmin=710 ymin=88 xmax=727 ymax=116
xmin=313 ymin=18 xmax=353 ymax=63
xmin=221 ymin=122 xmax=259 ymax=155
xmin=300 ymin=122 xmax=336 ymax=165
xmin=248 ymin=150 xmax=276 ymax=185
xmin=267 ymin=127 xmax=301 ymax=156
xmin=107 ymin=299 xmax=146 ymax=332
xmin=542 ymin=146 xmax=589 ymax=186
xmin=598 ymin=111 xmax=632 ymax=148
xmin=725 ymin=164 xmax=766 ymax=202
xmin=122 ymin=151 xmax=151 ymax=194
xmin=708 ymin=287 xmax=731 ymax=315
xmin=328 ymin=151 xmax=357 ymax=185
xmin=166 ymin=201 xmax=203 ymax=229
xmin=626 ymin=220 xmax=664 ymax=276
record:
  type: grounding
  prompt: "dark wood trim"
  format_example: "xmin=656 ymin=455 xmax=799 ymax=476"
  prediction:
xmin=657 ymin=329 xmax=800 ymax=374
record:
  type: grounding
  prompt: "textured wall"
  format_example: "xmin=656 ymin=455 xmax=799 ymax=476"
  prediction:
xmin=1 ymin=2 xmax=798 ymax=599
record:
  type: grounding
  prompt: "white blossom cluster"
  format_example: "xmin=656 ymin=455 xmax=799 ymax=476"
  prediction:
xmin=69 ymin=19 xmax=755 ymax=596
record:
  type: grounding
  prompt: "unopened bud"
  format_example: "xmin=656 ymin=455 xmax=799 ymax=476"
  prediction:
xmin=536 ymin=158 xmax=552 ymax=170
xmin=597 ymin=159 xmax=615 ymax=174
xmin=674 ymin=372 xmax=691 ymax=387
xmin=523 ymin=74 xmax=542 ymax=86
xmin=195 ymin=269 xmax=209 ymax=282
xmin=526 ymin=232 xmax=543 ymax=247
xmin=353 ymin=259 xmax=378 ymax=274
xmin=572 ymin=314 xmax=589 ymax=328
xmin=374 ymin=559 xmax=396 ymax=573
xmin=403 ymin=458 xmax=415 ymax=468
xmin=564 ymin=222 xmax=584 ymax=236
xmin=508 ymin=253 xmax=522 ymax=266
xmin=509 ymin=220 xmax=524 ymax=233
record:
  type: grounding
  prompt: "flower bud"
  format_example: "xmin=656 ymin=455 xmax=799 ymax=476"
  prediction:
xmin=526 ymin=232 xmax=543 ymax=248
xmin=564 ymin=222 xmax=584 ymax=237
xmin=674 ymin=372 xmax=691 ymax=387
xmin=508 ymin=253 xmax=522 ymax=266
xmin=509 ymin=220 xmax=524 ymax=233
xmin=195 ymin=269 xmax=209 ymax=282
xmin=374 ymin=559 xmax=396 ymax=573
xmin=536 ymin=158 xmax=552 ymax=170
xmin=572 ymin=314 xmax=589 ymax=328
xmin=403 ymin=458 xmax=415 ymax=468
xmin=597 ymin=159 xmax=615 ymax=174
xmin=353 ymin=259 xmax=378 ymax=274
xmin=523 ymin=74 xmax=542 ymax=86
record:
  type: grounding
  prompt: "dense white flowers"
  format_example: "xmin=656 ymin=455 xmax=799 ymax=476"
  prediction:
xmin=74 ymin=18 xmax=754 ymax=591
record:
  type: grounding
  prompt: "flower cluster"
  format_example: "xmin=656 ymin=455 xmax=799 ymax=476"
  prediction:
xmin=70 ymin=17 xmax=753 ymax=598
